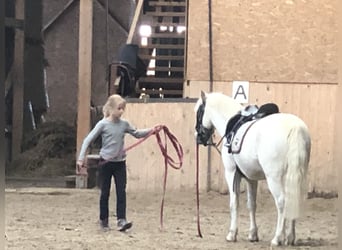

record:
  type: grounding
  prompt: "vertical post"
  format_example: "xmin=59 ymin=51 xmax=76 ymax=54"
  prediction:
xmin=11 ymin=0 xmax=25 ymax=158
xmin=206 ymin=0 xmax=213 ymax=192
xmin=0 ymin=0 xmax=4 ymax=243
xmin=0 ymin=0 xmax=5 ymax=198
xmin=336 ymin=13 xmax=342 ymax=244
xmin=76 ymin=0 xmax=93 ymax=188
xmin=24 ymin=0 xmax=45 ymax=133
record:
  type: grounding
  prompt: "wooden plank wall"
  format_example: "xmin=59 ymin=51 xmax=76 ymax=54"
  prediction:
xmin=186 ymin=0 xmax=337 ymax=84
xmin=119 ymin=86 xmax=337 ymax=193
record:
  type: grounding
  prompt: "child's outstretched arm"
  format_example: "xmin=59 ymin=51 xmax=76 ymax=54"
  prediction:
xmin=77 ymin=120 xmax=104 ymax=162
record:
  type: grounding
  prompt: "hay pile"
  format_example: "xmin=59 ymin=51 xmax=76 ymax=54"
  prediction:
xmin=7 ymin=121 xmax=76 ymax=178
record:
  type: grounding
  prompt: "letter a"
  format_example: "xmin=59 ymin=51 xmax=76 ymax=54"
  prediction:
xmin=233 ymin=85 xmax=247 ymax=100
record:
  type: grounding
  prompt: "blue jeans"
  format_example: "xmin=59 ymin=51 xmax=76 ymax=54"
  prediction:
xmin=99 ymin=160 xmax=127 ymax=221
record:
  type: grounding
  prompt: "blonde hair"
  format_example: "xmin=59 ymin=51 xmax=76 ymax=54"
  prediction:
xmin=102 ymin=94 xmax=126 ymax=117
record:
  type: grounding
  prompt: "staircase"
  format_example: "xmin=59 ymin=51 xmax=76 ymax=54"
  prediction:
xmin=137 ymin=0 xmax=186 ymax=98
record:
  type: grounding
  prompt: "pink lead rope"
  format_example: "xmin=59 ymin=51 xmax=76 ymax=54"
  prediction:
xmin=124 ymin=125 xmax=184 ymax=231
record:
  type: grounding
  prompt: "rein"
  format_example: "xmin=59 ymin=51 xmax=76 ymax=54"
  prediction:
xmin=195 ymin=143 xmax=203 ymax=238
xmin=194 ymin=135 xmax=223 ymax=239
xmin=208 ymin=135 xmax=223 ymax=155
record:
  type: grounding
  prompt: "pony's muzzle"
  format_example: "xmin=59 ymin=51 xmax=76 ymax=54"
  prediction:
xmin=195 ymin=132 xmax=211 ymax=146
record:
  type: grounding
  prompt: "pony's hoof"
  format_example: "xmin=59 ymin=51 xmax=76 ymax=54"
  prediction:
xmin=248 ymin=235 xmax=259 ymax=242
xmin=248 ymin=229 xmax=259 ymax=242
xmin=226 ymin=230 xmax=237 ymax=242
xmin=284 ymin=237 xmax=295 ymax=246
xmin=271 ymin=238 xmax=281 ymax=246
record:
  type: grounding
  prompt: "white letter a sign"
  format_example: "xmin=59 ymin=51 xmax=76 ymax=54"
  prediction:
xmin=232 ymin=81 xmax=249 ymax=104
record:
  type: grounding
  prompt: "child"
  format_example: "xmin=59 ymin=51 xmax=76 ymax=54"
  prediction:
xmin=76 ymin=94 xmax=155 ymax=231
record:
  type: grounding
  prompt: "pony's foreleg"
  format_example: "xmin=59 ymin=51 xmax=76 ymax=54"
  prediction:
xmin=225 ymin=170 xmax=241 ymax=242
xmin=246 ymin=179 xmax=259 ymax=242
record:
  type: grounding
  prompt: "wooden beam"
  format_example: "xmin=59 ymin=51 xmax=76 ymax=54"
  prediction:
xmin=334 ymin=19 xmax=342 ymax=196
xmin=76 ymin=0 xmax=93 ymax=188
xmin=11 ymin=0 xmax=25 ymax=158
xmin=24 ymin=0 xmax=45 ymax=133
xmin=1 ymin=0 xmax=5 ymax=187
xmin=43 ymin=0 xmax=76 ymax=33
xmin=127 ymin=0 xmax=144 ymax=44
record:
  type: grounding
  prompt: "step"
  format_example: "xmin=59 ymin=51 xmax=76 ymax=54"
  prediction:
xmin=148 ymin=1 xmax=186 ymax=7
xmin=148 ymin=37 xmax=185 ymax=44
xmin=149 ymin=33 xmax=185 ymax=38
xmin=146 ymin=66 xmax=184 ymax=72
xmin=145 ymin=11 xmax=185 ymax=17
xmin=139 ymin=77 xmax=184 ymax=84
xmin=139 ymin=55 xmax=184 ymax=61
xmin=150 ymin=22 xmax=185 ymax=27
xmin=141 ymin=44 xmax=184 ymax=49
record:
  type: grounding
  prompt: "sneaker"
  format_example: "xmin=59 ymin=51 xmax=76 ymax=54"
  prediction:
xmin=117 ymin=218 xmax=132 ymax=232
xmin=100 ymin=218 xmax=110 ymax=231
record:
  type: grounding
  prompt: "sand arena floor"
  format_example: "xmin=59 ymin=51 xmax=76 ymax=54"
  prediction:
xmin=5 ymin=182 xmax=338 ymax=250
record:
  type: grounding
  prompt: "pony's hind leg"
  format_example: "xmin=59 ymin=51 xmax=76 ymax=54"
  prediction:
xmin=285 ymin=219 xmax=296 ymax=245
xmin=225 ymin=169 xmax=241 ymax=242
xmin=267 ymin=178 xmax=286 ymax=246
xmin=246 ymin=179 xmax=259 ymax=242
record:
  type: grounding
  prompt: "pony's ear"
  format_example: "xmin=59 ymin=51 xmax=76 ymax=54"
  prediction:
xmin=200 ymin=91 xmax=206 ymax=103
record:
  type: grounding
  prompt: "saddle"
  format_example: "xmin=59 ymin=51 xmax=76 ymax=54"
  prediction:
xmin=225 ymin=103 xmax=279 ymax=153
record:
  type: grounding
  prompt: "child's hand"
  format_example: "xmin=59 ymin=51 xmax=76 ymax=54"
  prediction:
xmin=76 ymin=160 xmax=87 ymax=174
xmin=153 ymin=124 xmax=164 ymax=133
xmin=76 ymin=160 xmax=85 ymax=168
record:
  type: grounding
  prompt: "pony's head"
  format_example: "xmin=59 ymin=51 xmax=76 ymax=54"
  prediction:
xmin=195 ymin=91 xmax=244 ymax=145
xmin=194 ymin=91 xmax=214 ymax=146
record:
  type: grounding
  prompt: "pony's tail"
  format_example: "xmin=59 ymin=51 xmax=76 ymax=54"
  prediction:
xmin=284 ymin=125 xmax=311 ymax=220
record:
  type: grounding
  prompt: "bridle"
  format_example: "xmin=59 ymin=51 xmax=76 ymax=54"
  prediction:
xmin=195 ymin=102 xmax=224 ymax=154
xmin=195 ymin=103 xmax=215 ymax=146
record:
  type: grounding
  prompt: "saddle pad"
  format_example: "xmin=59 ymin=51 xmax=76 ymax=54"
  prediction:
xmin=231 ymin=120 xmax=257 ymax=154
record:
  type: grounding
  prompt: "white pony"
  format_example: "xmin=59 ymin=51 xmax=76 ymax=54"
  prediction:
xmin=194 ymin=91 xmax=311 ymax=246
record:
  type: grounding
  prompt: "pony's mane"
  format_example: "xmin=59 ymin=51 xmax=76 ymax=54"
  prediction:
xmin=205 ymin=92 xmax=242 ymax=115
xmin=195 ymin=92 xmax=243 ymax=117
